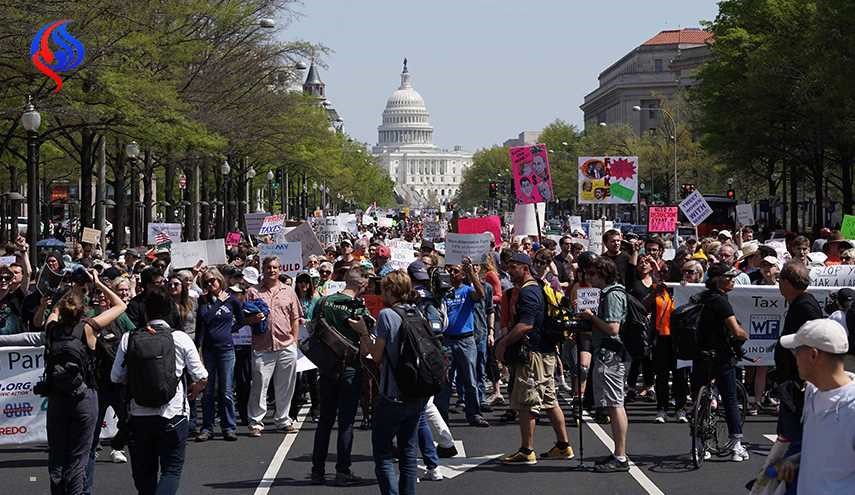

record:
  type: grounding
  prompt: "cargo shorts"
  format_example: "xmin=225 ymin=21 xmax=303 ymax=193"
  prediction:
xmin=510 ymin=351 xmax=558 ymax=415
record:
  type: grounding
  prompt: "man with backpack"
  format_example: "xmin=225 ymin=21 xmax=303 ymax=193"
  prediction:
xmin=111 ymin=286 xmax=208 ymax=495
xmin=495 ymin=253 xmax=573 ymax=465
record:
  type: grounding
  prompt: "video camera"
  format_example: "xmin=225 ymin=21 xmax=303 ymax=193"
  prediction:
xmin=429 ymin=267 xmax=452 ymax=298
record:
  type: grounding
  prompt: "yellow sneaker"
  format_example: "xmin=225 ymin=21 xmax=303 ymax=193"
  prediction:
xmin=540 ymin=445 xmax=575 ymax=460
xmin=501 ymin=449 xmax=537 ymax=465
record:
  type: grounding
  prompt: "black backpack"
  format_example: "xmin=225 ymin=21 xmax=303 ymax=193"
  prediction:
xmin=670 ymin=293 xmax=705 ymax=360
xmin=125 ymin=325 xmax=179 ymax=407
xmin=602 ymin=286 xmax=654 ymax=359
xmin=94 ymin=322 xmax=125 ymax=385
xmin=845 ymin=306 xmax=855 ymax=357
xmin=389 ymin=306 xmax=447 ymax=400
xmin=43 ymin=320 xmax=95 ymax=399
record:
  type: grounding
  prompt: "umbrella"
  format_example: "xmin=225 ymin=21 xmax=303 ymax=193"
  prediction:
xmin=36 ymin=238 xmax=66 ymax=248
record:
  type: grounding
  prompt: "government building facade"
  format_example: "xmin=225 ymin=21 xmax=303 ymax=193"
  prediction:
xmin=372 ymin=60 xmax=472 ymax=207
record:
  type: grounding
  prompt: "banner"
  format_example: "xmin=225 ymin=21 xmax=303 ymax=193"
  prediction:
xmin=809 ymin=264 xmax=855 ymax=287
xmin=317 ymin=217 xmax=341 ymax=245
xmin=679 ymin=190 xmax=713 ymax=226
xmin=245 ymin=212 xmax=270 ymax=235
xmin=647 ymin=206 xmax=678 ymax=233
xmin=445 ymin=233 xmax=492 ymax=265
xmin=577 ymin=156 xmax=639 ymax=204
xmin=146 ymin=223 xmax=182 ymax=245
xmin=511 ymin=202 xmax=546 ymax=237
xmin=0 ymin=346 xmax=117 ymax=445
xmin=258 ymin=242 xmax=303 ymax=277
xmin=283 ymin=223 xmax=324 ymax=264
xmin=81 ymin=227 xmax=100 ymax=245
xmin=509 ymin=144 xmax=554 ymax=204
xmin=170 ymin=239 xmax=227 ymax=268
xmin=736 ymin=204 xmax=755 ymax=226
xmin=669 ymin=284 xmax=840 ymax=366
xmin=458 ymin=216 xmax=501 ymax=246
xmin=259 ymin=214 xmax=286 ymax=236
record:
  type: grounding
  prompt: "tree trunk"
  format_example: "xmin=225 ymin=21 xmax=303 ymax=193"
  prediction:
xmin=111 ymin=138 xmax=128 ymax=252
xmin=842 ymin=154 xmax=853 ymax=216
xmin=79 ymin=128 xmax=95 ymax=227
xmin=789 ymin=161 xmax=799 ymax=232
xmin=143 ymin=149 xmax=153 ymax=229
xmin=814 ymin=161 xmax=824 ymax=234
xmin=200 ymin=159 xmax=210 ymax=240
xmin=164 ymin=149 xmax=176 ymax=223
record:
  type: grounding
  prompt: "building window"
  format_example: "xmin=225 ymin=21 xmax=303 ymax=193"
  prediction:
xmin=654 ymin=59 xmax=663 ymax=72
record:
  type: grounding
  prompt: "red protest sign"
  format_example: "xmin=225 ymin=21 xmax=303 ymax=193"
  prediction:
xmin=647 ymin=206 xmax=679 ymax=233
xmin=458 ymin=215 xmax=502 ymax=246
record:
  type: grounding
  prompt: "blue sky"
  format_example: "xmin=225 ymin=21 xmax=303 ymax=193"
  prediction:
xmin=279 ymin=1 xmax=719 ymax=151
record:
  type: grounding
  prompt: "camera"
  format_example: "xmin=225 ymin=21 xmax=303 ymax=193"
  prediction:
xmin=33 ymin=380 xmax=52 ymax=397
xmin=429 ymin=267 xmax=452 ymax=297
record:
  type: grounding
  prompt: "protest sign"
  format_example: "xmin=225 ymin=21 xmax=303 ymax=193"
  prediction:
xmin=146 ymin=223 xmax=182 ymax=245
xmin=577 ymin=156 xmax=639 ymax=204
xmin=388 ymin=243 xmax=417 ymax=270
xmin=338 ymin=213 xmax=359 ymax=235
xmin=259 ymin=242 xmax=303 ymax=277
xmin=509 ymin=144 xmax=554 ymax=204
xmin=663 ymin=248 xmax=676 ymax=261
xmin=245 ymin=212 xmax=270 ymax=235
xmin=765 ymin=239 xmax=790 ymax=262
xmin=0 ymin=255 xmax=15 ymax=266
xmin=423 ymin=221 xmax=446 ymax=241
xmin=225 ymin=231 xmax=241 ymax=246
xmin=736 ymin=204 xmax=755 ymax=226
xmin=445 ymin=233 xmax=492 ymax=265
xmin=81 ymin=227 xmax=100 ymax=245
xmin=511 ymin=202 xmax=546 ymax=236
xmin=232 ymin=325 xmax=252 ymax=347
xmin=568 ymin=216 xmax=583 ymax=233
xmin=377 ymin=217 xmax=394 ymax=228
xmin=809 ymin=264 xmax=855 ymax=287
xmin=284 ymin=222 xmax=325 ymax=264
xmin=586 ymin=220 xmax=614 ymax=255
xmin=259 ymin=214 xmax=286 ymax=236
xmin=842 ymin=215 xmax=855 ymax=239
xmin=575 ymin=288 xmax=601 ymax=311
xmin=170 ymin=239 xmax=227 ymax=268
xmin=324 ymin=281 xmax=346 ymax=295
xmin=678 ymin=190 xmax=713 ymax=226
xmin=317 ymin=217 xmax=342 ymax=245
xmin=647 ymin=206 xmax=678 ymax=233
xmin=458 ymin=215 xmax=501 ymax=246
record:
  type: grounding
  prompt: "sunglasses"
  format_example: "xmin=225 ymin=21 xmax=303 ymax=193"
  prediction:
xmin=203 ymin=279 xmax=217 ymax=286
xmin=319 ymin=270 xmax=331 ymax=275
xmin=447 ymin=268 xmax=461 ymax=274
xmin=683 ymin=269 xmax=698 ymax=274
xmin=533 ymin=259 xmax=548 ymax=266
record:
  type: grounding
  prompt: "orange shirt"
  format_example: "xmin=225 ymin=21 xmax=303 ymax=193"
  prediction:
xmin=654 ymin=290 xmax=675 ymax=337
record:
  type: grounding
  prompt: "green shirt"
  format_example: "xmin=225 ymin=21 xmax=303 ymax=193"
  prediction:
xmin=317 ymin=292 xmax=369 ymax=345
xmin=593 ymin=283 xmax=626 ymax=351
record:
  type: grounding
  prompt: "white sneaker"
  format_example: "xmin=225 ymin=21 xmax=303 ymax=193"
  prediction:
xmin=731 ymin=443 xmax=750 ymax=462
xmin=654 ymin=410 xmax=666 ymax=423
xmin=676 ymin=410 xmax=688 ymax=423
xmin=110 ymin=449 xmax=128 ymax=463
xmin=423 ymin=467 xmax=443 ymax=481
xmin=703 ymin=450 xmax=712 ymax=460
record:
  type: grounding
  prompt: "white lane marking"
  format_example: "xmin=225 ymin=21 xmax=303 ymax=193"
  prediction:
xmin=254 ymin=406 xmax=309 ymax=495
xmin=419 ymin=440 xmax=501 ymax=479
xmin=764 ymin=434 xmax=777 ymax=443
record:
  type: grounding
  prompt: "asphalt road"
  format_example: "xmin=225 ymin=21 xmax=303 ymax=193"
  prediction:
xmin=0 ymin=388 xmax=777 ymax=495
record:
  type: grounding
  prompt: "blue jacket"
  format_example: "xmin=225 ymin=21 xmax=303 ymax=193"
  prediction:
xmin=243 ymin=299 xmax=270 ymax=335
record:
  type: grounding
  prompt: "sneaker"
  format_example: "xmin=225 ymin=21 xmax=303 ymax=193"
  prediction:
xmin=309 ymin=472 xmax=325 ymax=485
xmin=559 ymin=377 xmax=572 ymax=393
xmin=703 ymin=450 xmax=712 ymax=460
xmin=195 ymin=431 xmax=212 ymax=442
xmin=423 ymin=467 xmax=443 ymax=481
xmin=479 ymin=403 xmax=494 ymax=413
xmin=249 ymin=428 xmax=262 ymax=438
xmin=593 ymin=411 xmax=611 ymax=424
xmin=223 ymin=430 xmax=238 ymax=442
xmin=277 ymin=424 xmax=298 ymax=434
xmin=593 ymin=455 xmax=630 ymax=473
xmin=746 ymin=403 xmax=759 ymax=416
xmin=540 ymin=445 xmax=575 ymax=460
xmin=488 ymin=394 xmax=506 ymax=406
xmin=110 ymin=449 xmax=128 ymax=463
xmin=332 ymin=471 xmax=365 ymax=486
xmin=731 ymin=443 xmax=750 ymax=462
xmin=501 ymin=449 xmax=537 ymax=465
xmin=654 ymin=410 xmax=666 ymax=424
xmin=468 ymin=416 xmax=490 ymax=428
xmin=676 ymin=410 xmax=688 ymax=423
xmin=436 ymin=445 xmax=458 ymax=458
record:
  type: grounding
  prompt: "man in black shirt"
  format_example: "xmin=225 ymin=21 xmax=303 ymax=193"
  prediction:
xmin=554 ymin=236 xmax=574 ymax=288
xmin=126 ymin=267 xmax=181 ymax=329
xmin=602 ymin=229 xmax=633 ymax=286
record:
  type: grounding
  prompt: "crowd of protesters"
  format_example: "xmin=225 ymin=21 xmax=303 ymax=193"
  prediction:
xmin=0 ymin=212 xmax=853 ymax=494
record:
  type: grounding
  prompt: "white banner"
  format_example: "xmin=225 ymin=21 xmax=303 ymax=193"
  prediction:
xmin=0 ymin=346 xmax=116 ymax=445
xmin=146 ymin=223 xmax=182 ymax=245
xmin=670 ymin=284 xmax=839 ymax=366
xmin=258 ymin=242 xmax=303 ymax=277
xmin=809 ymin=264 xmax=855 ymax=287
xmin=445 ymin=233 xmax=492 ymax=265
xmin=170 ymin=239 xmax=227 ymax=268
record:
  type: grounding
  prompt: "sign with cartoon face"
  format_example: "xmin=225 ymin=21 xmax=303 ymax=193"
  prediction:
xmin=509 ymin=144 xmax=554 ymax=205
xmin=577 ymin=156 xmax=639 ymax=204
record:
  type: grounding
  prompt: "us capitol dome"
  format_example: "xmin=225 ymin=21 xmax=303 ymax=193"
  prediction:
xmin=372 ymin=59 xmax=472 ymax=207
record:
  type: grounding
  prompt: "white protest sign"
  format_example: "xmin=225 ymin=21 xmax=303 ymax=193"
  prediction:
xmin=570 ymin=238 xmax=589 ymax=250
xmin=377 ymin=217 xmax=394 ymax=228
xmin=765 ymin=239 xmax=790 ymax=262
xmin=586 ymin=220 xmax=614 ymax=255
xmin=575 ymin=288 xmax=601 ymax=311
xmin=323 ymin=281 xmax=346 ymax=295
xmin=232 ymin=325 xmax=252 ymax=347
xmin=259 ymin=214 xmax=286 ymax=236
xmin=663 ymin=248 xmax=676 ymax=261
xmin=81 ymin=227 xmax=101 ymax=245
xmin=258 ymin=242 xmax=303 ymax=277
xmin=146 ymin=223 xmax=182 ymax=245
xmin=317 ymin=217 xmax=342 ymax=245
xmin=361 ymin=215 xmax=376 ymax=226
xmin=569 ymin=216 xmax=583 ymax=232
xmin=445 ymin=233 xmax=492 ymax=265
xmin=283 ymin=222 xmax=324 ymax=263
xmin=736 ymin=204 xmax=755 ymax=226
xmin=423 ymin=221 xmax=446 ymax=241
xmin=0 ymin=255 xmax=16 ymax=266
xmin=809 ymin=264 xmax=855 ymax=288
xmin=338 ymin=213 xmax=359 ymax=236
xmin=296 ymin=323 xmax=317 ymax=372
xmin=170 ymin=239 xmax=227 ymax=268
xmin=679 ymin=190 xmax=713 ymax=226
xmin=388 ymin=242 xmax=417 ymax=270
xmin=511 ymin=202 xmax=546 ymax=236
xmin=245 ymin=212 xmax=270 ymax=235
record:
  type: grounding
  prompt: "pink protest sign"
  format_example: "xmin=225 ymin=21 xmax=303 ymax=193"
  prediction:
xmin=509 ymin=144 xmax=553 ymax=204
xmin=458 ymin=215 xmax=502 ymax=246
xmin=647 ymin=206 xmax=679 ymax=233
xmin=225 ymin=231 xmax=242 ymax=246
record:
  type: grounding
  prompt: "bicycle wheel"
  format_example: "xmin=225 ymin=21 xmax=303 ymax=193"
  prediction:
xmin=690 ymin=386 xmax=711 ymax=468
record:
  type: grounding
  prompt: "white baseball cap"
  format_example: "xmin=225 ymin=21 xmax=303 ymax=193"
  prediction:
xmin=718 ymin=230 xmax=733 ymax=239
xmin=242 ymin=266 xmax=260 ymax=286
xmin=760 ymin=255 xmax=781 ymax=268
xmin=780 ymin=319 xmax=850 ymax=354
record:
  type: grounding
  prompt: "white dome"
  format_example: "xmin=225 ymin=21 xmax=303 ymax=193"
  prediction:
xmin=385 ymin=86 xmax=426 ymax=109
xmin=376 ymin=63 xmax=435 ymax=151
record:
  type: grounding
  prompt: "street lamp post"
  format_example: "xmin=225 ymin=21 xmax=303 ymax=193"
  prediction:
xmin=126 ymin=141 xmax=140 ymax=246
xmin=246 ymin=165 xmax=256 ymax=213
xmin=221 ymin=159 xmax=231 ymax=232
xmin=633 ymin=105 xmax=678 ymax=202
xmin=266 ymin=170 xmax=275 ymax=213
xmin=21 ymin=97 xmax=41 ymax=267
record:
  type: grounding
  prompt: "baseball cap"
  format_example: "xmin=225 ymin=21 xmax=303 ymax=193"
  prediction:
xmin=407 ymin=260 xmax=430 ymax=281
xmin=420 ymin=240 xmax=435 ymax=252
xmin=124 ymin=249 xmax=140 ymax=258
xmin=780 ymin=319 xmax=849 ymax=354
xmin=761 ymin=255 xmax=781 ymax=268
xmin=718 ymin=230 xmax=733 ymax=240
xmin=242 ymin=266 xmax=260 ymax=285
xmin=707 ymin=262 xmax=739 ymax=279
xmin=376 ymin=245 xmax=391 ymax=258
xmin=508 ymin=252 xmax=532 ymax=267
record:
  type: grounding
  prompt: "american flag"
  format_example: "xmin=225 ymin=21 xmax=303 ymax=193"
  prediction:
xmin=154 ymin=231 xmax=171 ymax=246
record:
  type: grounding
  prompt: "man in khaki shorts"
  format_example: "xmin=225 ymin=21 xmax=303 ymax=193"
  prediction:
xmin=495 ymin=253 xmax=573 ymax=465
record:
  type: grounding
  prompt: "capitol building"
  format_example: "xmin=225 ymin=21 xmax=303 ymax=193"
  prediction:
xmin=372 ymin=60 xmax=472 ymax=207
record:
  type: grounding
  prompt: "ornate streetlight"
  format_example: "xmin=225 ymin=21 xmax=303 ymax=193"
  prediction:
xmin=21 ymin=97 xmax=41 ymax=267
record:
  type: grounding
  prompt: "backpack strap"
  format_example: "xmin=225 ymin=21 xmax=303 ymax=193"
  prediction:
xmin=82 ymin=316 xmax=101 ymax=334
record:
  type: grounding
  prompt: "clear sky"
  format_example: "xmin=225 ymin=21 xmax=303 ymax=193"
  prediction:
xmin=278 ymin=1 xmax=719 ymax=152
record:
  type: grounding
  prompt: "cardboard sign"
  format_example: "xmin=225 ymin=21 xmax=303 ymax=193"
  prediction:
xmin=842 ymin=215 xmax=855 ymax=240
xmin=577 ymin=156 xmax=639 ymax=204
xmin=445 ymin=233 xmax=492 ymax=265
xmin=225 ymin=231 xmax=242 ymax=246
xmin=575 ymin=287 xmax=601 ymax=311
xmin=736 ymin=204 xmax=755 ymax=226
xmin=509 ymin=144 xmax=554 ymax=204
xmin=458 ymin=215 xmax=501 ymax=246
xmin=511 ymin=203 xmax=546 ymax=236
xmin=146 ymin=223 xmax=182 ymax=245
xmin=317 ymin=217 xmax=342 ymax=245
xmin=587 ymin=220 xmax=614 ymax=255
xmin=647 ymin=206 xmax=678 ymax=233
xmin=170 ymin=239 xmax=227 ymax=268
xmin=259 ymin=214 xmax=286 ymax=236
xmin=423 ymin=221 xmax=446 ymax=241
xmin=568 ymin=216 xmax=583 ymax=233
xmin=258 ymin=242 xmax=303 ymax=277
xmin=245 ymin=212 xmax=270 ymax=235
xmin=0 ymin=255 xmax=16 ymax=266
xmin=679 ymin=190 xmax=713 ymax=226
xmin=81 ymin=227 xmax=101 ymax=245
xmin=283 ymin=222 xmax=324 ymax=264
xmin=377 ymin=217 xmax=394 ymax=228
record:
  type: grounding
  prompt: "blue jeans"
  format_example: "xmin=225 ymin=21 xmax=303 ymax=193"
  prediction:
xmin=85 ymin=381 xmax=129 ymax=495
xmin=436 ymin=335 xmax=480 ymax=421
xmin=128 ymin=415 xmax=189 ymax=495
xmin=47 ymin=388 xmax=98 ymax=495
xmin=418 ymin=408 xmax=439 ymax=469
xmin=311 ymin=367 xmax=362 ymax=475
xmin=475 ymin=336 xmax=488 ymax=404
xmin=201 ymin=348 xmax=237 ymax=434
xmin=373 ymin=396 xmax=428 ymax=495
xmin=693 ymin=361 xmax=742 ymax=438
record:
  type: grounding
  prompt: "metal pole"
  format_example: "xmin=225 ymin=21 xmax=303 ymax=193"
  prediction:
xmin=96 ymin=136 xmax=106 ymax=253
xmin=284 ymin=170 xmax=290 ymax=219
xmin=193 ymin=160 xmax=200 ymax=240
xmin=26 ymin=131 xmax=38 ymax=268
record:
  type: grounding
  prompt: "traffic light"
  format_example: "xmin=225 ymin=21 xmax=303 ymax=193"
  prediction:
xmin=489 ymin=181 xmax=497 ymax=198
xmin=726 ymin=189 xmax=735 ymax=200
xmin=680 ymin=183 xmax=696 ymax=199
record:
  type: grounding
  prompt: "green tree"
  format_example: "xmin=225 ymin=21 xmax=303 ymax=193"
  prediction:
xmin=456 ymin=146 xmax=511 ymax=209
